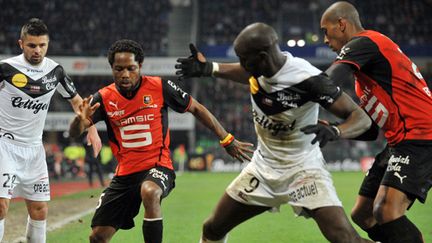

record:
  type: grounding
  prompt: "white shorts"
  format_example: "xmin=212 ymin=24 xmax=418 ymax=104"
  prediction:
xmin=0 ymin=139 xmax=50 ymax=201
xmin=226 ymin=160 xmax=342 ymax=218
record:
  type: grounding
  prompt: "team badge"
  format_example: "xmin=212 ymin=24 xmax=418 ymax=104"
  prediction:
xmin=143 ymin=95 xmax=153 ymax=105
xmin=12 ymin=73 xmax=28 ymax=87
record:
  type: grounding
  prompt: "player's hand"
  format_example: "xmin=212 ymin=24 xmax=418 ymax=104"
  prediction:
xmin=300 ymin=123 xmax=340 ymax=147
xmin=77 ymin=95 xmax=100 ymax=121
xmin=175 ymin=43 xmax=213 ymax=79
xmin=86 ymin=126 xmax=102 ymax=158
xmin=224 ymin=139 xmax=254 ymax=163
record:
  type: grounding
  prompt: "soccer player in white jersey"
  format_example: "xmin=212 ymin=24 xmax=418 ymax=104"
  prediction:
xmin=176 ymin=23 xmax=374 ymax=243
xmin=0 ymin=18 xmax=101 ymax=243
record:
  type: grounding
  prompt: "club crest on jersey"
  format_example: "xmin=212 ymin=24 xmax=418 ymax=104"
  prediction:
xmin=143 ymin=95 xmax=153 ymax=105
xmin=142 ymin=95 xmax=158 ymax=108
xmin=12 ymin=73 xmax=28 ymax=88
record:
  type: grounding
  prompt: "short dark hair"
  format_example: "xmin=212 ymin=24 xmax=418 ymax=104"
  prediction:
xmin=20 ymin=18 xmax=49 ymax=39
xmin=107 ymin=39 xmax=144 ymax=66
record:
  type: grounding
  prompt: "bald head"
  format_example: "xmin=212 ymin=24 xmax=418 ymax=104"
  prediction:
xmin=233 ymin=22 xmax=285 ymax=78
xmin=322 ymin=1 xmax=362 ymax=28
xmin=234 ymin=23 xmax=278 ymax=53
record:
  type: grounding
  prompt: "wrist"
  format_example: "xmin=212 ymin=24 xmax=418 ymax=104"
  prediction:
xmin=79 ymin=116 xmax=93 ymax=127
xmin=220 ymin=133 xmax=235 ymax=147
xmin=211 ymin=62 xmax=219 ymax=76
xmin=331 ymin=125 xmax=341 ymax=138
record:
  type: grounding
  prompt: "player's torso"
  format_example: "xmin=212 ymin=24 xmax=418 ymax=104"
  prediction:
xmin=250 ymin=54 xmax=323 ymax=168
xmin=99 ymin=76 xmax=172 ymax=175
xmin=352 ymin=31 xmax=432 ymax=143
xmin=0 ymin=55 xmax=64 ymax=145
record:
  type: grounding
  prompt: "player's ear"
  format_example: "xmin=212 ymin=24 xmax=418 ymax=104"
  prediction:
xmin=338 ymin=17 xmax=347 ymax=32
xmin=258 ymin=51 xmax=270 ymax=63
xmin=18 ymin=39 xmax=24 ymax=50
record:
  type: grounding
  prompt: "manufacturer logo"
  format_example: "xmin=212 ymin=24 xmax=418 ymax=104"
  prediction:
xmin=336 ymin=46 xmax=350 ymax=60
xmin=394 ymin=172 xmax=407 ymax=184
xmin=167 ymin=80 xmax=188 ymax=98
xmin=109 ymin=100 xmax=119 ymax=110
xmin=12 ymin=73 xmax=28 ymax=87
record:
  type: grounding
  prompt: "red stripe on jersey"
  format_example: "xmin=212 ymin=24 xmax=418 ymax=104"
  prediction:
xmin=100 ymin=76 xmax=173 ymax=176
xmin=354 ymin=31 xmax=432 ymax=144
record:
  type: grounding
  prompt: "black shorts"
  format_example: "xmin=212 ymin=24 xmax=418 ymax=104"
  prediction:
xmin=359 ymin=141 xmax=432 ymax=203
xmin=91 ymin=166 xmax=176 ymax=230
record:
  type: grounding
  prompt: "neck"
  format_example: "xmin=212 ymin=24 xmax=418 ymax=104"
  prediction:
xmin=117 ymin=78 xmax=142 ymax=99
xmin=266 ymin=52 xmax=286 ymax=77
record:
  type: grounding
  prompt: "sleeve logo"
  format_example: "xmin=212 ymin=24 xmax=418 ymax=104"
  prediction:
xmin=12 ymin=73 xmax=28 ymax=87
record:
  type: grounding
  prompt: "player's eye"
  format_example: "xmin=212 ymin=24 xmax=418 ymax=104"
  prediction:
xmin=128 ymin=66 xmax=137 ymax=71
xmin=321 ymin=28 xmax=328 ymax=35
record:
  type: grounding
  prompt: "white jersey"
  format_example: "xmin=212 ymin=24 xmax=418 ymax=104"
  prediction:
xmin=250 ymin=52 xmax=341 ymax=169
xmin=0 ymin=54 xmax=77 ymax=145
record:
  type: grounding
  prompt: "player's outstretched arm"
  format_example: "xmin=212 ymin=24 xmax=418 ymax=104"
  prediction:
xmin=175 ymin=43 xmax=250 ymax=84
xmin=187 ymin=97 xmax=254 ymax=162
xmin=69 ymin=94 xmax=102 ymax=157
xmin=69 ymin=95 xmax=100 ymax=138
xmin=301 ymin=92 xmax=371 ymax=147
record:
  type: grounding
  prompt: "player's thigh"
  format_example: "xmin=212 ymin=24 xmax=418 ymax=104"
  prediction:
xmin=358 ymin=147 xmax=389 ymax=199
xmin=142 ymin=166 xmax=175 ymax=200
xmin=0 ymin=140 xmax=19 ymax=199
xmin=12 ymin=143 xmax=50 ymax=201
xmin=382 ymin=142 xmax=432 ymax=204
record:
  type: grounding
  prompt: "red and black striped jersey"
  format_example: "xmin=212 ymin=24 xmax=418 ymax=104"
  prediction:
xmin=91 ymin=76 xmax=192 ymax=176
xmin=334 ymin=30 xmax=432 ymax=145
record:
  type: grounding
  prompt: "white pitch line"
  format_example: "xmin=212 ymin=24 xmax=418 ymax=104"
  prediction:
xmin=12 ymin=207 xmax=95 ymax=243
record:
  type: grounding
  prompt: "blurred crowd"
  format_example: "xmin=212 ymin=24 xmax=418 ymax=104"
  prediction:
xmin=198 ymin=0 xmax=432 ymax=46
xmin=1 ymin=0 xmax=430 ymax=57
xmin=0 ymin=0 xmax=171 ymax=56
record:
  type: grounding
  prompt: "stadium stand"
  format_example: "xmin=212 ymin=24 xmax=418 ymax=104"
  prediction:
xmin=0 ymin=0 xmax=171 ymax=56
xmin=198 ymin=0 xmax=432 ymax=46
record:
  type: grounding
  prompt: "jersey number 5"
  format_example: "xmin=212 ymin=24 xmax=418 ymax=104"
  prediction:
xmin=364 ymin=96 xmax=388 ymax=128
xmin=120 ymin=124 xmax=152 ymax=148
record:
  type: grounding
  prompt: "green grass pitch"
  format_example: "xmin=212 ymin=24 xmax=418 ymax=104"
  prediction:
xmin=48 ymin=172 xmax=431 ymax=242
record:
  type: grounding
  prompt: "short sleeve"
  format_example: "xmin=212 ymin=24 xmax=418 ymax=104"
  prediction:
xmin=162 ymin=79 xmax=192 ymax=113
xmin=294 ymin=73 xmax=342 ymax=108
xmin=55 ymin=65 xmax=78 ymax=99
xmin=334 ymin=36 xmax=379 ymax=71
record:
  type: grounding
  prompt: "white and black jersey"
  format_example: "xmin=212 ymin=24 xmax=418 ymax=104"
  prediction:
xmin=250 ymin=52 xmax=341 ymax=169
xmin=0 ymin=54 xmax=77 ymax=145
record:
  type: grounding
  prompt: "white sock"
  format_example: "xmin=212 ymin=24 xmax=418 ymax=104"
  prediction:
xmin=199 ymin=234 xmax=228 ymax=243
xmin=0 ymin=218 xmax=4 ymax=242
xmin=26 ymin=216 xmax=46 ymax=243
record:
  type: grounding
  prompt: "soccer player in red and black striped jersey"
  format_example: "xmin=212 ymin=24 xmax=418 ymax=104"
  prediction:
xmin=321 ymin=2 xmax=432 ymax=242
xmin=69 ymin=39 xmax=253 ymax=243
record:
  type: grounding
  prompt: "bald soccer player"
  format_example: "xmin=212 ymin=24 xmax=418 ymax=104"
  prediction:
xmin=176 ymin=23 xmax=373 ymax=243
xmin=321 ymin=2 xmax=432 ymax=242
